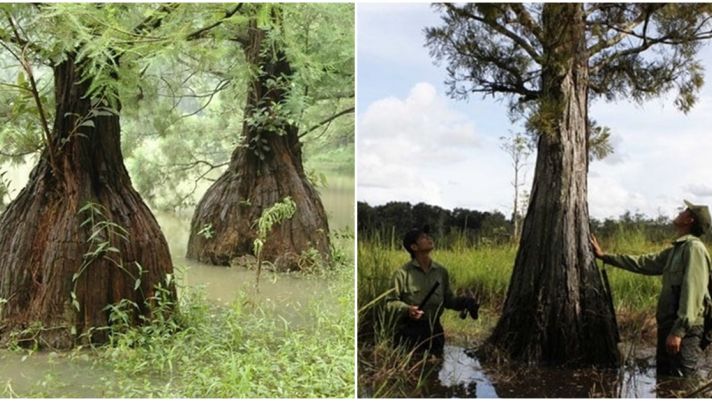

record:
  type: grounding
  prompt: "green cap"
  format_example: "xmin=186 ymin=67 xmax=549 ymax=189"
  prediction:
xmin=684 ymin=200 xmax=711 ymax=234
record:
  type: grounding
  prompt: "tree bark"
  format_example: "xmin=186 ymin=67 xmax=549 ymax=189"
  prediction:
xmin=488 ymin=4 xmax=620 ymax=367
xmin=512 ymin=161 xmax=520 ymax=242
xmin=0 ymin=55 xmax=175 ymax=349
xmin=186 ymin=21 xmax=330 ymax=270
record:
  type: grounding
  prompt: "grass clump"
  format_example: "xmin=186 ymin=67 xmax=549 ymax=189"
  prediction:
xmin=95 ymin=266 xmax=354 ymax=398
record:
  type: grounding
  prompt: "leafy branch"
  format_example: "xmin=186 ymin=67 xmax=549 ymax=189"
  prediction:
xmin=253 ymin=197 xmax=296 ymax=290
xmin=71 ymin=202 xmax=144 ymax=312
xmin=3 ymin=11 xmax=58 ymax=177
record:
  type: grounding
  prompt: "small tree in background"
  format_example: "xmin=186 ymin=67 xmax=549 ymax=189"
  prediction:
xmin=500 ymin=132 xmax=533 ymax=242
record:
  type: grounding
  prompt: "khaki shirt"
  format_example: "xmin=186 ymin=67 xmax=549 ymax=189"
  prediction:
xmin=385 ymin=259 xmax=461 ymax=326
xmin=602 ymin=234 xmax=711 ymax=337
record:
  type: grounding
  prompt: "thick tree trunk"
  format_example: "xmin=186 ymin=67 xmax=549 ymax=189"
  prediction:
xmin=186 ymin=22 xmax=330 ymax=270
xmin=0 ymin=56 xmax=175 ymax=349
xmin=488 ymin=4 xmax=620 ymax=367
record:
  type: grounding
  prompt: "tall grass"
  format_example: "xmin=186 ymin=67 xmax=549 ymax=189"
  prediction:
xmin=358 ymin=228 xmax=710 ymax=397
xmin=358 ymin=228 xmax=676 ymax=332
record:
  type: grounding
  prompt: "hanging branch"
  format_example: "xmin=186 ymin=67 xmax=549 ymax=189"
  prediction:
xmin=186 ymin=4 xmax=244 ymax=41
xmin=4 ymin=12 xmax=59 ymax=177
xmin=298 ymin=106 xmax=354 ymax=138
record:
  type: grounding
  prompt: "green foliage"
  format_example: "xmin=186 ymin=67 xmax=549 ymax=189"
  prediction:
xmin=196 ymin=223 xmax=214 ymax=240
xmin=100 ymin=269 xmax=353 ymax=397
xmin=254 ymin=197 xmax=297 ymax=244
xmin=588 ymin=120 xmax=614 ymax=162
xmin=112 ymin=3 xmax=353 ymax=211
xmin=306 ymin=168 xmax=328 ymax=189
xmin=73 ymin=202 xmax=142 ymax=312
xmin=253 ymin=197 xmax=297 ymax=287
xmin=358 ymin=201 xmax=513 ymax=248
xmin=0 ymin=57 xmax=52 ymax=161
xmin=426 ymin=3 xmax=712 ymax=146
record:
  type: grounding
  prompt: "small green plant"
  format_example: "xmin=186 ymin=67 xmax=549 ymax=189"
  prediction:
xmin=197 ymin=223 xmax=215 ymax=240
xmin=61 ymin=97 xmax=116 ymax=149
xmin=72 ymin=202 xmax=143 ymax=313
xmin=0 ymin=171 xmax=12 ymax=211
xmin=253 ymin=197 xmax=296 ymax=289
xmin=306 ymin=168 xmax=329 ymax=189
xmin=298 ymin=247 xmax=323 ymax=273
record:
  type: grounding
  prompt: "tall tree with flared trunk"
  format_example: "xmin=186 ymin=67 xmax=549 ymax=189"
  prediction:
xmin=427 ymin=3 xmax=712 ymax=366
xmin=0 ymin=55 xmax=174 ymax=349
xmin=0 ymin=5 xmax=179 ymax=349
xmin=187 ymin=16 xmax=332 ymax=270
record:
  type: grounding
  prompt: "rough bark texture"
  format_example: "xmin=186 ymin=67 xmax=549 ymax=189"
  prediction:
xmin=186 ymin=23 xmax=330 ymax=270
xmin=0 ymin=56 xmax=174 ymax=349
xmin=488 ymin=4 xmax=620 ymax=367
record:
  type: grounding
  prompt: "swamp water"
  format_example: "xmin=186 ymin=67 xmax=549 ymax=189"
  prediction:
xmin=0 ymin=172 xmax=354 ymax=397
xmin=411 ymin=344 xmax=710 ymax=398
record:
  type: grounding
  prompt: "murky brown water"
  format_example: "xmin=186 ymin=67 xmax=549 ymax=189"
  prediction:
xmin=155 ymin=171 xmax=353 ymax=308
xmin=0 ymin=351 xmax=121 ymax=397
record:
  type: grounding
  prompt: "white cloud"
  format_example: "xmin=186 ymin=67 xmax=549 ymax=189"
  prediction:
xmin=358 ymin=82 xmax=487 ymax=207
xmin=686 ymin=184 xmax=712 ymax=198
xmin=589 ymin=91 xmax=712 ymax=219
xmin=588 ymin=176 xmax=651 ymax=218
xmin=360 ymin=82 xmax=480 ymax=161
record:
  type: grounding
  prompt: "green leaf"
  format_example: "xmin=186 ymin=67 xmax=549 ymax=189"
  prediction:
xmin=16 ymin=72 xmax=26 ymax=88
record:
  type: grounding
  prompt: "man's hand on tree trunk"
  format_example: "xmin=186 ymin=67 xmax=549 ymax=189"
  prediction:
xmin=590 ymin=234 xmax=604 ymax=259
xmin=666 ymin=334 xmax=682 ymax=355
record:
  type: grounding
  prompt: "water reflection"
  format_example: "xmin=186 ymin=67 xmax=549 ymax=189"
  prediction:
xmin=432 ymin=346 xmax=498 ymax=397
xmin=427 ymin=345 xmax=709 ymax=398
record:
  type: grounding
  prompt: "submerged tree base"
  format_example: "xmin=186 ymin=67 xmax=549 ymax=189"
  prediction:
xmin=0 ymin=265 xmax=355 ymax=397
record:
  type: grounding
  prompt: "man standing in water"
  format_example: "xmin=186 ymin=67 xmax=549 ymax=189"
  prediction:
xmin=386 ymin=226 xmax=478 ymax=355
xmin=591 ymin=200 xmax=711 ymax=378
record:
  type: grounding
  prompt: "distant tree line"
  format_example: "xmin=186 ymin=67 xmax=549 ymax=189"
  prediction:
xmin=358 ymin=201 xmax=685 ymax=248
xmin=358 ymin=201 xmax=512 ymax=246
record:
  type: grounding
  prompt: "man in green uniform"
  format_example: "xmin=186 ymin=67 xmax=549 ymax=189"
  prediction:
xmin=591 ymin=200 xmax=711 ymax=377
xmin=386 ymin=226 xmax=478 ymax=355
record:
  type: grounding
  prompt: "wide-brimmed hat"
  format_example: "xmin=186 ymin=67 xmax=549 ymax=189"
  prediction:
xmin=684 ymin=200 xmax=711 ymax=234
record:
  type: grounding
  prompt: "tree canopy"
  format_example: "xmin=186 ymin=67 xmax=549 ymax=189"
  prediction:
xmin=426 ymin=3 xmax=712 ymax=127
xmin=0 ymin=3 xmax=354 ymax=211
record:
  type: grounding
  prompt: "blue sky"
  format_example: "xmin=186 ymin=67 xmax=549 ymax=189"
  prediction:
xmin=356 ymin=3 xmax=712 ymax=220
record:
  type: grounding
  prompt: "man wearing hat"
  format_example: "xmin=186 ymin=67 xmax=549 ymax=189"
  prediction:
xmin=591 ymin=200 xmax=712 ymax=377
xmin=385 ymin=226 xmax=478 ymax=355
